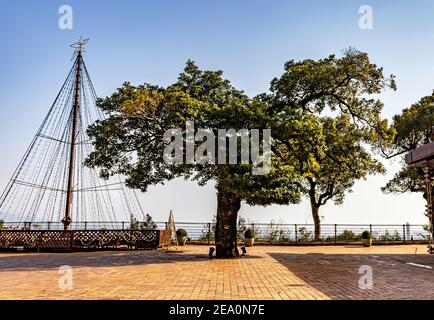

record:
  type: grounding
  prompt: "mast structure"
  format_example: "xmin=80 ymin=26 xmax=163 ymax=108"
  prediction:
xmin=0 ymin=37 xmax=146 ymax=230
xmin=63 ymin=38 xmax=86 ymax=230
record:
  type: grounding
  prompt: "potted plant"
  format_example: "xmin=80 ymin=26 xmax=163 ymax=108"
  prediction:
xmin=176 ymin=228 xmax=188 ymax=246
xmin=361 ymin=231 xmax=372 ymax=247
xmin=244 ymin=228 xmax=255 ymax=247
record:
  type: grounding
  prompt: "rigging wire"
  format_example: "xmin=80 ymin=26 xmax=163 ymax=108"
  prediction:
xmin=0 ymin=45 xmax=146 ymax=228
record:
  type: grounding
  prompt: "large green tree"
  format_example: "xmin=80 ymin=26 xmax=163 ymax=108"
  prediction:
xmin=263 ymin=48 xmax=395 ymax=240
xmin=273 ymin=115 xmax=385 ymax=240
xmin=382 ymin=92 xmax=434 ymax=199
xmin=87 ymin=61 xmax=300 ymax=258
xmin=87 ymin=49 xmax=395 ymax=257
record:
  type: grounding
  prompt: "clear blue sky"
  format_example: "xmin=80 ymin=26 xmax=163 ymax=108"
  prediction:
xmin=1 ymin=0 xmax=434 ymax=224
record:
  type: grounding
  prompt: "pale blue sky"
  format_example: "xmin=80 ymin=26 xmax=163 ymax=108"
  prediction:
xmin=1 ymin=0 xmax=433 ymax=224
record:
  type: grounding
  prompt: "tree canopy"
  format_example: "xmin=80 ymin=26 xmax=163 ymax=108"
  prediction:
xmin=87 ymin=61 xmax=300 ymax=206
xmin=382 ymin=91 xmax=434 ymax=197
xmin=262 ymin=49 xmax=395 ymax=239
xmin=87 ymin=49 xmax=395 ymax=256
xmin=264 ymin=48 xmax=396 ymax=145
xmin=281 ymin=115 xmax=385 ymax=239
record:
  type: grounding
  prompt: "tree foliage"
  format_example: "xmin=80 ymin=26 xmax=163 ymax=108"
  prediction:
xmin=264 ymin=48 xmax=396 ymax=145
xmin=86 ymin=49 xmax=395 ymax=255
xmin=130 ymin=214 xmax=157 ymax=230
xmin=382 ymin=91 xmax=434 ymax=195
xmin=302 ymin=117 xmax=382 ymax=201
xmin=264 ymin=49 xmax=394 ymax=239
xmin=87 ymin=60 xmax=299 ymax=206
xmin=270 ymin=114 xmax=386 ymax=239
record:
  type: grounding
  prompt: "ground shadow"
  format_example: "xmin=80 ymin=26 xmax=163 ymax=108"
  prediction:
xmin=0 ymin=249 xmax=264 ymax=272
xmin=268 ymin=252 xmax=434 ymax=300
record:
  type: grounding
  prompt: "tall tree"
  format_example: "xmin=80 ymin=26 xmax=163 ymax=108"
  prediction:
xmin=86 ymin=61 xmax=300 ymax=258
xmin=87 ymin=49 xmax=395 ymax=257
xmin=265 ymin=48 xmax=396 ymax=239
xmin=382 ymin=92 xmax=434 ymax=200
xmin=274 ymin=115 xmax=385 ymax=240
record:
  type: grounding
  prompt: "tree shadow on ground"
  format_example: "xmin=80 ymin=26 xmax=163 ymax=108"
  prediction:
xmin=268 ymin=252 xmax=434 ymax=300
xmin=0 ymin=249 xmax=264 ymax=272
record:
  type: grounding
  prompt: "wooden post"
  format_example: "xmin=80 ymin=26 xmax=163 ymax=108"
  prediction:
xmin=334 ymin=224 xmax=337 ymax=244
xmin=403 ymin=224 xmax=406 ymax=244
xmin=295 ymin=224 xmax=298 ymax=244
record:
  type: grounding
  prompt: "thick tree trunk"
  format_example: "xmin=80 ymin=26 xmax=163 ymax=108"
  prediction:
xmin=310 ymin=200 xmax=321 ymax=241
xmin=215 ymin=188 xmax=241 ymax=258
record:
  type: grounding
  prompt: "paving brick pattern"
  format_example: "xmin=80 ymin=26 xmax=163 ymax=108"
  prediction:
xmin=0 ymin=245 xmax=433 ymax=300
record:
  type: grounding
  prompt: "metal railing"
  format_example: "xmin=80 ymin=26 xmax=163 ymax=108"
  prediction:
xmin=248 ymin=223 xmax=429 ymax=243
xmin=2 ymin=221 xmax=430 ymax=244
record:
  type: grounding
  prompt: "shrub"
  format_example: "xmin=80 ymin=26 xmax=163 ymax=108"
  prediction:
xmin=376 ymin=230 xmax=402 ymax=241
xmin=237 ymin=216 xmax=247 ymax=239
xmin=335 ymin=229 xmax=359 ymax=241
xmin=266 ymin=219 xmax=290 ymax=241
xmin=143 ymin=214 xmax=157 ymax=230
xmin=176 ymin=228 xmax=188 ymax=237
xmin=202 ymin=215 xmax=216 ymax=240
xmin=297 ymin=227 xmax=313 ymax=241
xmin=244 ymin=228 xmax=255 ymax=239
xmin=130 ymin=213 xmax=157 ymax=230
xmin=361 ymin=231 xmax=371 ymax=239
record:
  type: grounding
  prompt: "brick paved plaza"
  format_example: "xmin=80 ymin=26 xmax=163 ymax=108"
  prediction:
xmin=0 ymin=245 xmax=433 ymax=300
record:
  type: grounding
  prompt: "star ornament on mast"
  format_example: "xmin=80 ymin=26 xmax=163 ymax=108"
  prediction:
xmin=70 ymin=36 xmax=89 ymax=59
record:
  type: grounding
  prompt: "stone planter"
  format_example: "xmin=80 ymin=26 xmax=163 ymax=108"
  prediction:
xmin=245 ymin=238 xmax=255 ymax=247
xmin=362 ymin=238 xmax=372 ymax=247
xmin=177 ymin=237 xmax=187 ymax=246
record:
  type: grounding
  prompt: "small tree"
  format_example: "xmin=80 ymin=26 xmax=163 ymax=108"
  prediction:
xmin=0 ymin=219 xmax=4 ymax=230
